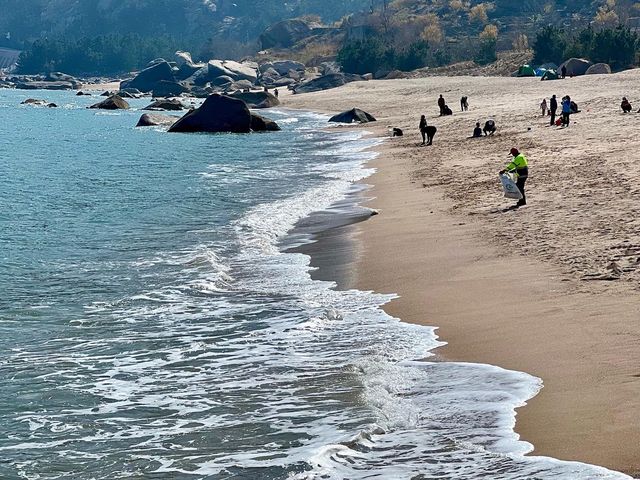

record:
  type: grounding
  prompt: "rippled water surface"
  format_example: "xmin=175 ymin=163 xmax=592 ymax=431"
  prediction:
xmin=0 ymin=90 xmax=631 ymax=479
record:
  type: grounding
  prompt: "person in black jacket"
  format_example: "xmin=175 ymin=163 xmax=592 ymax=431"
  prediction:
xmin=438 ymin=94 xmax=445 ymax=115
xmin=549 ymin=94 xmax=558 ymax=126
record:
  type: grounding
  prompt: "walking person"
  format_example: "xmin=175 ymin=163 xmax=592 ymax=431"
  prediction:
xmin=561 ymin=95 xmax=571 ymax=127
xmin=540 ymin=98 xmax=547 ymax=116
xmin=460 ymin=96 xmax=469 ymax=111
xmin=561 ymin=65 xmax=567 ymax=79
xmin=500 ymin=148 xmax=529 ymax=207
xmin=438 ymin=94 xmax=445 ymax=115
xmin=549 ymin=94 xmax=557 ymax=126
xmin=419 ymin=115 xmax=428 ymax=145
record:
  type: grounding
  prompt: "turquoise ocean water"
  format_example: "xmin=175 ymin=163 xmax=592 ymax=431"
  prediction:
xmin=0 ymin=89 xmax=632 ymax=479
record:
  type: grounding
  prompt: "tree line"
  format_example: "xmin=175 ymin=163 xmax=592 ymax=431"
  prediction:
xmin=16 ymin=34 xmax=182 ymax=75
xmin=532 ymin=25 xmax=639 ymax=70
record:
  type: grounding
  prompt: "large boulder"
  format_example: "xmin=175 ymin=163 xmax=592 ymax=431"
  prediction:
xmin=559 ymin=58 xmax=592 ymax=76
xmin=16 ymin=81 xmax=79 ymax=90
xmin=207 ymin=60 xmax=257 ymax=83
xmin=329 ymin=108 xmax=376 ymax=124
xmin=136 ymin=113 xmax=180 ymax=127
xmin=211 ymin=75 xmax=235 ymax=87
xmin=168 ymin=94 xmax=252 ymax=133
xmin=231 ymin=79 xmax=254 ymax=91
xmin=89 ymin=95 xmax=130 ymax=110
xmin=250 ymin=113 xmax=281 ymax=132
xmin=319 ymin=61 xmax=341 ymax=75
xmin=152 ymin=80 xmax=189 ymax=98
xmin=45 ymin=71 xmax=78 ymax=83
xmin=229 ymin=91 xmax=280 ymax=108
xmin=293 ymin=73 xmax=360 ymax=94
xmin=260 ymin=19 xmax=313 ymax=49
xmin=143 ymin=99 xmax=188 ymax=111
xmin=121 ymin=60 xmax=175 ymax=93
xmin=260 ymin=60 xmax=305 ymax=76
xmin=586 ymin=63 xmax=612 ymax=75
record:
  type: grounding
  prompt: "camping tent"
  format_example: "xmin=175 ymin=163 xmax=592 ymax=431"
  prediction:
xmin=541 ymin=69 xmax=559 ymax=80
xmin=517 ymin=64 xmax=536 ymax=77
xmin=534 ymin=68 xmax=547 ymax=77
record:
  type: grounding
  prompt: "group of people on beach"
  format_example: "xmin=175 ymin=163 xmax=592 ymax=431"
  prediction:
xmin=540 ymin=94 xmax=577 ymax=127
xmin=418 ymin=94 xmax=530 ymax=208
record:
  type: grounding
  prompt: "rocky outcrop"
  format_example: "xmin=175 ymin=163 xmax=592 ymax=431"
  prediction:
xmin=143 ymin=99 xmax=188 ymax=111
xmin=229 ymin=91 xmax=280 ymax=108
xmin=260 ymin=19 xmax=313 ymax=49
xmin=259 ymin=60 xmax=305 ymax=77
xmin=120 ymin=60 xmax=175 ymax=93
xmin=586 ymin=63 xmax=611 ymax=75
xmin=328 ymin=108 xmax=376 ymax=124
xmin=88 ymin=95 xmax=130 ymax=110
xmin=293 ymin=73 xmax=361 ymax=94
xmin=169 ymin=94 xmax=252 ymax=133
xmin=208 ymin=60 xmax=257 ymax=83
xmin=16 ymin=81 xmax=79 ymax=90
xmin=152 ymin=80 xmax=189 ymax=98
xmin=559 ymin=58 xmax=592 ymax=76
xmin=136 ymin=113 xmax=180 ymax=127
xmin=250 ymin=113 xmax=281 ymax=131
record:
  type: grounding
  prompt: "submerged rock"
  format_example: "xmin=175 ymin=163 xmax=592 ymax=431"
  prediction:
xmin=328 ymin=108 xmax=376 ymax=124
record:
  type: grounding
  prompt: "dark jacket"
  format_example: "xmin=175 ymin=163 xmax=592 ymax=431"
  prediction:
xmin=550 ymin=97 xmax=558 ymax=111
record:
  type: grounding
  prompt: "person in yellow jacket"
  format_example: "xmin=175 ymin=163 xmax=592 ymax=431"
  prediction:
xmin=500 ymin=148 xmax=529 ymax=207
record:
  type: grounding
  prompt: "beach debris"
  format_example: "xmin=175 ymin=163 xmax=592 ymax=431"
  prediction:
xmin=328 ymin=108 xmax=376 ymax=124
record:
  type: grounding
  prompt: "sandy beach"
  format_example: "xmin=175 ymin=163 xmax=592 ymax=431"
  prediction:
xmin=284 ymin=71 xmax=640 ymax=476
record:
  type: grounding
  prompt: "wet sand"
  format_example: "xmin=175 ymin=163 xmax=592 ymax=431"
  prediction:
xmin=283 ymin=72 xmax=640 ymax=476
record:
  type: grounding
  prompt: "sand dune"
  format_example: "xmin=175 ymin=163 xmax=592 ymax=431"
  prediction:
xmin=284 ymin=70 xmax=640 ymax=476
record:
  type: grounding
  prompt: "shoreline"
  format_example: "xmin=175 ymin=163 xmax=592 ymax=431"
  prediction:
xmin=282 ymin=74 xmax=640 ymax=477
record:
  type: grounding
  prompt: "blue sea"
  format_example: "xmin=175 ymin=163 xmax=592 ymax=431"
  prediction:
xmin=0 ymin=89 xmax=631 ymax=479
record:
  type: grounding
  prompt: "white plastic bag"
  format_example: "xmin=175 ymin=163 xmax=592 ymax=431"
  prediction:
xmin=499 ymin=173 xmax=523 ymax=200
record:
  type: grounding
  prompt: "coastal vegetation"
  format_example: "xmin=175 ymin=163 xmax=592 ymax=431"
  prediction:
xmin=532 ymin=25 xmax=639 ymax=70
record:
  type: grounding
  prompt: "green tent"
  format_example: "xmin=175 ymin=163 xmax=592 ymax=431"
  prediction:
xmin=517 ymin=64 xmax=536 ymax=77
xmin=541 ymin=69 xmax=559 ymax=81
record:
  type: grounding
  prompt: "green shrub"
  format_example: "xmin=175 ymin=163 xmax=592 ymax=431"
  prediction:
xmin=532 ymin=25 xmax=567 ymax=65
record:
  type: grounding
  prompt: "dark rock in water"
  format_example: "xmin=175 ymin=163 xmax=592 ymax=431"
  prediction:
xmin=229 ymin=91 xmax=280 ymax=109
xmin=21 ymin=98 xmax=48 ymax=105
xmin=117 ymin=91 xmax=135 ymax=99
xmin=88 ymin=94 xmax=130 ymax=110
xmin=293 ymin=73 xmax=360 ymax=94
xmin=101 ymin=90 xmax=113 ymax=96
xmin=47 ymin=103 xmax=58 ymax=108
xmin=260 ymin=19 xmax=313 ymax=49
xmin=168 ymin=94 xmax=251 ymax=133
xmin=250 ymin=113 xmax=281 ymax=132
xmin=16 ymin=81 xmax=79 ymax=90
xmin=328 ymin=108 xmax=376 ymax=124
xmin=136 ymin=113 xmax=179 ymax=127
xmin=143 ymin=99 xmax=187 ymax=111
xmin=120 ymin=61 xmax=175 ymax=93
xmin=152 ymin=80 xmax=189 ymax=98
xmin=76 ymin=91 xmax=91 ymax=96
